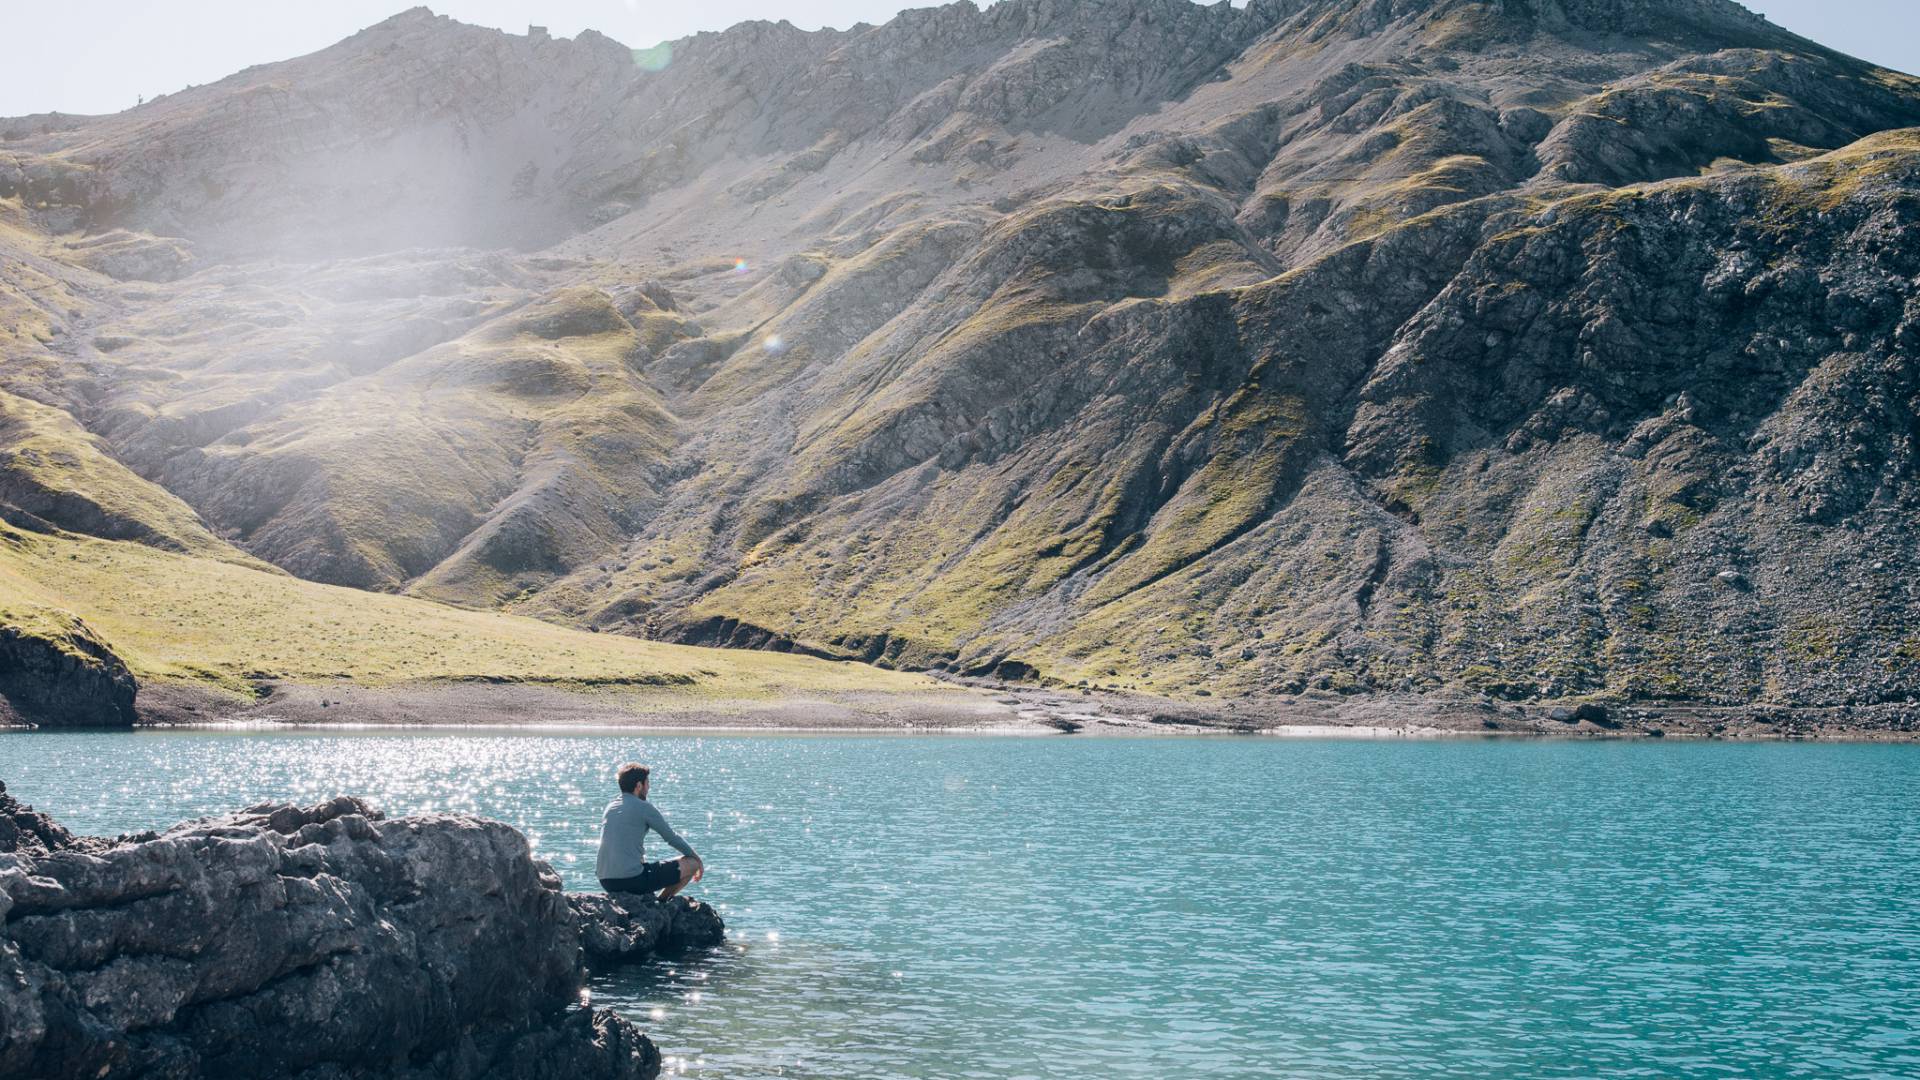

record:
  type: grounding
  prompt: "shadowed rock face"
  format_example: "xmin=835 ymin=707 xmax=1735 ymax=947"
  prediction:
xmin=3 ymin=0 xmax=1920 ymax=706
xmin=0 ymin=792 xmax=723 ymax=1080
xmin=0 ymin=607 xmax=137 ymax=726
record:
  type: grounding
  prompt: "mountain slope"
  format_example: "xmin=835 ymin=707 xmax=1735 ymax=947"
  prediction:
xmin=3 ymin=0 xmax=1919 ymax=708
xmin=0 ymin=519 xmax=949 ymax=706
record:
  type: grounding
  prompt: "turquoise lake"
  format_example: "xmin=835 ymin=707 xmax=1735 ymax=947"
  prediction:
xmin=5 ymin=731 xmax=1919 ymax=1079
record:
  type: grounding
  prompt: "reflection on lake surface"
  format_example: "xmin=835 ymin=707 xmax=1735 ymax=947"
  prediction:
xmin=7 ymin=731 xmax=1920 ymax=1078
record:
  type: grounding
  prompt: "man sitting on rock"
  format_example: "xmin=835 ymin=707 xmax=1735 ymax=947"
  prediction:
xmin=597 ymin=762 xmax=704 ymax=898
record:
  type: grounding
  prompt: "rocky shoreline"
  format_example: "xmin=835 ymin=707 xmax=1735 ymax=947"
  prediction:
xmin=3 ymin=606 xmax=1916 ymax=739
xmin=133 ymin=675 xmax=1920 ymax=741
xmin=974 ymin=684 xmax=1920 ymax=741
xmin=0 ymin=782 xmax=722 ymax=1080
xmin=4 ymin=564 xmax=1918 ymax=739
xmin=8 ymin=668 xmax=1920 ymax=740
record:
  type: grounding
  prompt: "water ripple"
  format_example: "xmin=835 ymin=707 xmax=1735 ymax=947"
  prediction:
xmin=5 ymin=732 xmax=1918 ymax=1079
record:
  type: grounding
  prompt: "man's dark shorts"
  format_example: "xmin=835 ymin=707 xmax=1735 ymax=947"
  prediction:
xmin=601 ymin=858 xmax=683 ymax=895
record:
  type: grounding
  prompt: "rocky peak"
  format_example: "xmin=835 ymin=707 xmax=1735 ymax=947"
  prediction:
xmin=0 ymin=0 xmax=1809 ymax=258
xmin=1261 ymin=0 xmax=1776 ymax=38
xmin=369 ymin=5 xmax=440 ymax=29
xmin=331 ymin=3 xmax=635 ymax=81
xmin=1494 ymin=0 xmax=1771 ymax=32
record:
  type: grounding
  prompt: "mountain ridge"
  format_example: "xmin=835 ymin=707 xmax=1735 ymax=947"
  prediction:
xmin=2 ymin=0 xmax=1918 ymax=708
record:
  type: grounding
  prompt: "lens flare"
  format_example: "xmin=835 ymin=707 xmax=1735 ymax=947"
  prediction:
xmin=763 ymin=334 xmax=785 ymax=354
xmin=633 ymin=43 xmax=673 ymax=73
xmin=731 ymin=258 xmax=750 ymax=274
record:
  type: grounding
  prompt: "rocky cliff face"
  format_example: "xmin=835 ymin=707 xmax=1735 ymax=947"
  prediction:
xmin=0 ymin=604 xmax=137 ymax=725
xmin=2 ymin=0 xmax=1918 ymax=706
xmin=0 ymin=790 xmax=722 ymax=1080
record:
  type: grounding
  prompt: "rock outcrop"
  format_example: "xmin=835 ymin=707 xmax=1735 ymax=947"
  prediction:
xmin=0 ymin=780 xmax=87 ymax=856
xmin=571 ymin=891 xmax=727 ymax=970
xmin=0 ymin=791 xmax=723 ymax=1080
xmin=3 ymin=0 xmax=1920 ymax=709
xmin=0 ymin=604 xmax=137 ymax=726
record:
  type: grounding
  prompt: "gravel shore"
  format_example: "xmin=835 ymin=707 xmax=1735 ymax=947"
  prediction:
xmin=115 ymin=678 xmax=1920 ymax=741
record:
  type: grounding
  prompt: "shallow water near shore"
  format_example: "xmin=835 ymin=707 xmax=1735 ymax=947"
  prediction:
xmin=7 ymin=731 xmax=1919 ymax=1079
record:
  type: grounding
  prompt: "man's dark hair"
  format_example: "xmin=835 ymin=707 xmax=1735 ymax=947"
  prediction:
xmin=617 ymin=762 xmax=650 ymax=794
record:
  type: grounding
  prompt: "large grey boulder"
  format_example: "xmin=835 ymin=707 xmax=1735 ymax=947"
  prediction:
xmin=0 ymin=791 xmax=723 ymax=1079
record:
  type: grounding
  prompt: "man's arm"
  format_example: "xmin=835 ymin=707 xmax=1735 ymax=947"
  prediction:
xmin=640 ymin=801 xmax=698 ymax=859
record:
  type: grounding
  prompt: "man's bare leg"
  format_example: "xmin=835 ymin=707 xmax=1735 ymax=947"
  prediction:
xmin=657 ymin=856 xmax=701 ymax=901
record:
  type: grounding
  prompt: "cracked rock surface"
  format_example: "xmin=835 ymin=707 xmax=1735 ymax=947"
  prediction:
xmin=0 ymin=789 xmax=723 ymax=1079
xmin=570 ymin=892 xmax=727 ymax=970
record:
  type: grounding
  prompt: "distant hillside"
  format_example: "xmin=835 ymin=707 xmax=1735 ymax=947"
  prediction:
xmin=0 ymin=520 xmax=948 ymax=716
xmin=3 ymin=0 xmax=1919 ymax=707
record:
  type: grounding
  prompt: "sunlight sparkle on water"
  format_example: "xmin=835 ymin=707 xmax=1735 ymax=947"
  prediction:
xmin=9 ymin=732 xmax=1920 ymax=1080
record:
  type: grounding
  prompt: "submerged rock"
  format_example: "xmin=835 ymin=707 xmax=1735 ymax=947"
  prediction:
xmin=0 ymin=790 xmax=723 ymax=1079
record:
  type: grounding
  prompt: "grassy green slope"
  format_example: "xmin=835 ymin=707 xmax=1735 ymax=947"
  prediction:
xmin=0 ymin=521 xmax=945 ymax=703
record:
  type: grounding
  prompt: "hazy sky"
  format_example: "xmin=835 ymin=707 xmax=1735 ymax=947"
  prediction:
xmin=0 ymin=1 xmax=1911 ymax=117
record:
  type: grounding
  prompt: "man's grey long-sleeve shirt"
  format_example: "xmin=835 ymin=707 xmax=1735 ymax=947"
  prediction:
xmin=595 ymin=793 xmax=697 ymax=880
